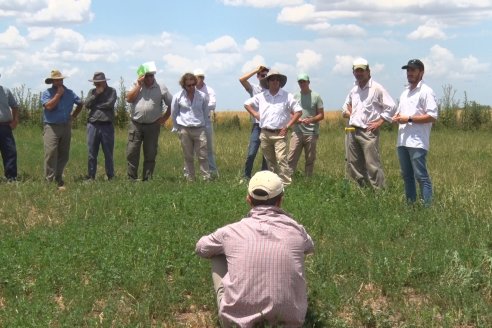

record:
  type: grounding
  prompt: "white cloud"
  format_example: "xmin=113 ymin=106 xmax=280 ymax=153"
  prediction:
xmin=220 ymin=0 xmax=303 ymax=8
xmin=332 ymin=55 xmax=356 ymax=75
xmin=243 ymin=37 xmax=260 ymax=52
xmin=27 ymin=26 xmax=53 ymax=40
xmin=306 ymin=23 xmax=366 ymax=36
xmin=0 ymin=26 xmax=28 ymax=49
xmin=408 ymin=21 xmax=447 ymax=40
xmin=241 ymin=55 xmax=267 ymax=73
xmin=21 ymin=0 xmax=94 ymax=25
xmin=424 ymin=44 xmax=490 ymax=80
xmin=202 ymin=35 xmax=239 ymax=53
xmin=163 ymin=52 xmax=242 ymax=75
xmin=296 ymin=49 xmax=322 ymax=72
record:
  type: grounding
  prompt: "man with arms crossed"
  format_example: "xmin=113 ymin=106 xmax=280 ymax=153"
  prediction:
xmin=392 ymin=59 xmax=438 ymax=205
xmin=287 ymin=73 xmax=324 ymax=177
xmin=244 ymin=70 xmax=302 ymax=186
xmin=342 ymin=58 xmax=396 ymax=189
xmin=196 ymin=170 xmax=314 ymax=328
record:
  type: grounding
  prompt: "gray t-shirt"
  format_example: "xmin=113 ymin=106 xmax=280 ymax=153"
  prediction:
xmin=293 ymin=91 xmax=323 ymax=135
xmin=0 ymin=86 xmax=18 ymax=123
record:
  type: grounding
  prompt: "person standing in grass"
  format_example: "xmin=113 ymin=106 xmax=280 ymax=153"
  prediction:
xmin=0 ymin=73 xmax=20 ymax=182
xmin=287 ymin=73 xmax=324 ymax=177
xmin=194 ymin=69 xmax=219 ymax=178
xmin=171 ymin=72 xmax=211 ymax=181
xmin=41 ymin=70 xmax=83 ymax=190
xmin=84 ymin=72 xmax=117 ymax=181
xmin=392 ymin=59 xmax=438 ymax=205
xmin=239 ymin=65 xmax=270 ymax=181
xmin=244 ymin=70 xmax=302 ymax=186
xmin=342 ymin=57 xmax=396 ymax=189
xmin=126 ymin=64 xmax=172 ymax=181
xmin=196 ymin=170 xmax=314 ymax=328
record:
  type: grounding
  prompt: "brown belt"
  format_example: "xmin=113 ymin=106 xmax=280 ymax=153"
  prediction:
xmin=262 ymin=128 xmax=281 ymax=133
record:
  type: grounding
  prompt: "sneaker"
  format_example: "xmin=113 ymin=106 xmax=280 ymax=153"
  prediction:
xmin=57 ymin=180 xmax=66 ymax=191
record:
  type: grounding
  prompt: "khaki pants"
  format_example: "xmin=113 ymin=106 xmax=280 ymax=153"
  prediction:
xmin=260 ymin=130 xmax=291 ymax=185
xmin=126 ymin=120 xmax=160 ymax=180
xmin=43 ymin=123 xmax=71 ymax=183
xmin=287 ymin=132 xmax=318 ymax=177
xmin=178 ymin=126 xmax=210 ymax=181
xmin=346 ymin=128 xmax=385 ymax=189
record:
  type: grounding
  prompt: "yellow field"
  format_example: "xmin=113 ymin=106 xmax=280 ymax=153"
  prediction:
xmin=213 ymin=110 xmax=342 ymax=126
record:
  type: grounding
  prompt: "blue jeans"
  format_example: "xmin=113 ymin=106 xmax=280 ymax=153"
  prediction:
xmin=244 ymin=123 xmax=268 ymax=178
xmin=87 ymin=122 xmax=114 ymax=179
xmin=397 ymin=146 xmax=432 ymax=205
xmin=0 ymin=125 xmax=17 ymax=180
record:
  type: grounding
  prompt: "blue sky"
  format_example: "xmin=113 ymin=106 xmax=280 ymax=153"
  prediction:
xmin=1 ymin=0 xmax=491 ymax=111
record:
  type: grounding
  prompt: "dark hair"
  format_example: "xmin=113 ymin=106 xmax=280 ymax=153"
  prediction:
xmin=179 ymin=73 xmax=197 ymax=89
xmin=249 ymin=189 xmax=283 ymax=206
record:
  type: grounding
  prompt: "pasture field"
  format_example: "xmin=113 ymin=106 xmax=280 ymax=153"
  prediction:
xmin=0 ymin=116 xmax=491 ymax=327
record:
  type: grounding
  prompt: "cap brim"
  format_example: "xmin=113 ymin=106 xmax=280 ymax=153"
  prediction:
xmin=88 ymin=79 xmax=110 ymax=82
xmin=353 ymin=65 xmax=368 ymax=70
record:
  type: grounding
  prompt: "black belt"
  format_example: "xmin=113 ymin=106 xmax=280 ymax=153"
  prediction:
xmin=89 ymin=121 xmax=112 ymax=125
xmin=0 ymin=122 xmax=11 ymax=126
xmin=182 ymin=125 xmax=203 ymax=129
xmin=132 ymin=120 xmax=156 ymax=125
xmin=262 ymin=128 xmax=281 ymax=133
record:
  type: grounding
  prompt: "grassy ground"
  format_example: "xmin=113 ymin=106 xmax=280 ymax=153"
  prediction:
xmin=0 ymin=117 xmax=491 ymax=327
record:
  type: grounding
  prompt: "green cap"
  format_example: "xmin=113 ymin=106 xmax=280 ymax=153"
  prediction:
xmin=297 ymin=73 xmax=309 ymax=81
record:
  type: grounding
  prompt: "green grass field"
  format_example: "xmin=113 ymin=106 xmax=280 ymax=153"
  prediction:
xmin=0 ymin=122 xmax=491 ymax=327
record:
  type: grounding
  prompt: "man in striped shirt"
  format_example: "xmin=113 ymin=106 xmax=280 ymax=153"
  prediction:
xmin=196 ymin=171 xmax=314 ymax=327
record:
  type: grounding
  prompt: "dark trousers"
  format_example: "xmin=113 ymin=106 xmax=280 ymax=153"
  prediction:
xmin=87 ymin=122 xmax=115 ymax=179
xmin=0 ymin=125 xmax=17 ymax=180
xmin=126 ymin=120 xmax=160 ymax=180
xmin=244 ymin=123 xmax=268 ymax=178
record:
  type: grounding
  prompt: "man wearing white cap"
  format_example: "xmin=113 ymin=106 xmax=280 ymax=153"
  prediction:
xmin=0 ymin=73 xmax=19 ymax=182
xmin=194 ymin=69 xmax=218 ymax=177
xmin=196 ymin=170 xmax=314 ymax=328
xmin=244 ymin=70 xmax=302 ymax=186
xmin=288 ymin=73 xmax=324 ymax=177
xmin=342 ymin=58 xmax=396 ymax=189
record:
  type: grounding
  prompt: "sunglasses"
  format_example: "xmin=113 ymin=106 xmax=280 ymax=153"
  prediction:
xmin=144 ymin=74 xmax=155 ymax=78
xmin=186 ymin=83 xmax=196 ymax=88
xmin=269 ymin=77 xmax=281 ymax=82
xmin=259 ymin=74 xmax=267 ymax=78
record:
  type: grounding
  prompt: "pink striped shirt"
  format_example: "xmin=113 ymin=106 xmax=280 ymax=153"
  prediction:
xmin=196 ymin=206 xmax=314 ymax=328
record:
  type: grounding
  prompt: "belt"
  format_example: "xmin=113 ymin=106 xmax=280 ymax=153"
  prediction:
xmin=0 ymin=122 xmax=11 ymax=126
xmin=262 ymin=128 xmax=281 ymax=133
xmin=132 ymin=120 xmax=156 ymax=125
xmin=181 ymin=125 xmax=203 ymax=129
xmin=89 ymin=121 xmax=112 ymax=125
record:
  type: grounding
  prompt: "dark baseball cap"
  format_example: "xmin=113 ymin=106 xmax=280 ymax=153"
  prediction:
xmin=402 ymin=59 xmax=424 ymax=70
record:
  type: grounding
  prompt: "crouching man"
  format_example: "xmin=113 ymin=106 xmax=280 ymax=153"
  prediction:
xmin=196 ymin=170 xmax=314 ymax=327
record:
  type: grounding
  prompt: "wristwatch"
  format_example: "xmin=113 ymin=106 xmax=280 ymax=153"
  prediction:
xmin=408 ymin=116 xmax=413 ymax=123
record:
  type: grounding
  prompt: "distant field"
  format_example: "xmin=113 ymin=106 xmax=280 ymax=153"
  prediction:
xmin=0 ymin=124 xmax=490 ymax=327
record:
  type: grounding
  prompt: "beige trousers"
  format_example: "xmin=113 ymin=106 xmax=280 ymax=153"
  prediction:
xmin=178 ymin=126 xmax=210 ymax=181
xmin=287 ymin=132 xmax=318 ymax=177
xmin=260 ymin=130 xmax=291 ymax=185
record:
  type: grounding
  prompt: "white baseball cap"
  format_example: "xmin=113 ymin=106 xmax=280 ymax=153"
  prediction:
xmin=248 ymin=171 xmax=284 ymax=200
xmin=193 ymin=69 xmax=205 ymax=77
xmin=352 ymin=57 xmax=369 ymax=70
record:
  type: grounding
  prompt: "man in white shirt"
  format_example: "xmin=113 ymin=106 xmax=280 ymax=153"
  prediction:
xmin=194 ymin=69 xmax=218 ymax=177
xmin=239 ymin=66 xmax=270 ymax=180
xmin=392 ymin=59 xmax=438 ymax=205
xmin=342 ymin=58 xmax=396 ymax=189
xmin=244 ymin=70 xmax=302 ymax=186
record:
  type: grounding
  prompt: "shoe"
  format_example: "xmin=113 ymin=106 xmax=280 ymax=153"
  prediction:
xmin=57 ymin=180 xmax=66 ymax=191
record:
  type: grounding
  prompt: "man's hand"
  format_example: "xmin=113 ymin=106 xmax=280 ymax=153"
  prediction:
xmin=56 ymin=86 xmax=65 ymax=96
xmin=9 ymin=118 xmax=18 ymax=129
xmin=367 ymin=118 xmax=384 ymax=132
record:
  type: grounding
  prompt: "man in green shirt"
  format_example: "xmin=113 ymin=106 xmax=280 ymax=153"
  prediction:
xmin=287 ymin=73 xmax=324 ymax=177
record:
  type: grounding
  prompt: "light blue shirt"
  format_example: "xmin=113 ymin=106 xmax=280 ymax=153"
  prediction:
xmin=41 ymin=86 xmax=82 ymax=124
xmin=0 ymin=86 xmax=18 ymax=123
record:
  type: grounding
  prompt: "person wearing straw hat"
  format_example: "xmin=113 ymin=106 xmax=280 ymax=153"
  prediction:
xmin=392 ymin=59 xmax=438 ymax=205
xmin=84 ymin=72 xmax=117 ymax=181
xmin=239 ymin=65 xmax=270 ymax=181
xmin=341 ymin=58 xmax=396 ymax=190
xmin=196 ymin=170 xmax=314 ymax=328
xmin=287 ymin=73 xmax=325 ymax=177
xmin=194 ymin=69 xmax=219 ymax=178
xmin=126 ymin=62 xmax=173 ymax=181
xmin=0 ymin=73 xmax=20 ymax=182
xmin=41 ymin=69 xmax=83 ymax=190
xmin=244 ymin=70 xmax=302 ymax=186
